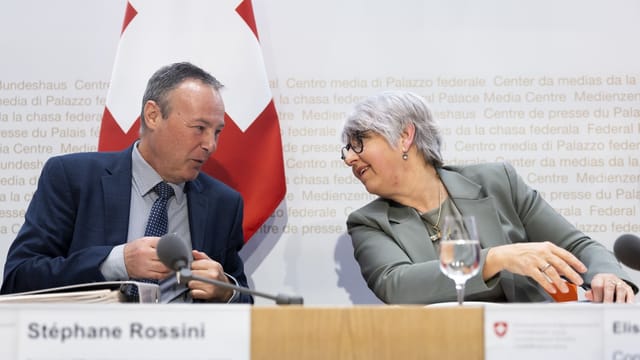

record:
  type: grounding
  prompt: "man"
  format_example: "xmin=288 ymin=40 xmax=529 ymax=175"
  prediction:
xmin=1 ymin=62 xmax=252 ymax=303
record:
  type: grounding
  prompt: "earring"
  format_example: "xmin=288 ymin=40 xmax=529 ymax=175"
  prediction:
xmin=402 ymin=152 xmax=408 ymax=160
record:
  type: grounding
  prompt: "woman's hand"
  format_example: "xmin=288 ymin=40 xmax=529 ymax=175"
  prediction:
xmin=584 ymin=273 xmax=635 ymax=303
xmin=484 ymin=241 xmax=587 ymax=295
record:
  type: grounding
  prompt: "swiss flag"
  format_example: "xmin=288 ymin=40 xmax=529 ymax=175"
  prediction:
xmin=98 ymin=0 xmax=286 ymax=242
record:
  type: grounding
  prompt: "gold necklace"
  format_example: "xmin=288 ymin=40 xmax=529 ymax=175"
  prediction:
xmin=429 ymin=186 xmax=443 ymax=242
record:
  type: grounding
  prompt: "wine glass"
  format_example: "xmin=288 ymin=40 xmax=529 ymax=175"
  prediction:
xmin=438 ymin=215 xmax=481 ymax=305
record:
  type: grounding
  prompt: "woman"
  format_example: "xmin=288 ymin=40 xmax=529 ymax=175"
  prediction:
xmin=341 ymin=90 xmax=636 ymax=304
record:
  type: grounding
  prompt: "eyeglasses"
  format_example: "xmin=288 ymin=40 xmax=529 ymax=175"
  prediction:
xmin=340 ymin=133 xmax=365 ymax=160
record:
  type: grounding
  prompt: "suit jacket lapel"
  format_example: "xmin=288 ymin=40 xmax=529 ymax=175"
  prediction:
xmin=438 ymin=167 xmax=518 ymax=300
xmin=185 ymin=177 xmax=207 ymax=251
xmin=101 ymin=147 xmax=134 ymax=245
xmin=387 ymin=204 xmax=436 ymax=262
xmin=438 ymin=167 xmax=507 ymax=248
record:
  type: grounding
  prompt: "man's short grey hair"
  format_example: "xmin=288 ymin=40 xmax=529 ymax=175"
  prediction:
xmin=139 ymin=62 xmax=223 ymax=133
xmin=341 ymin=90 xmax=444 ymax=167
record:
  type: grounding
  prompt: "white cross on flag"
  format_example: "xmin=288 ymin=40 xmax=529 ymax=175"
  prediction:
xmin=98 ymin=0 xmax=286 ymax=242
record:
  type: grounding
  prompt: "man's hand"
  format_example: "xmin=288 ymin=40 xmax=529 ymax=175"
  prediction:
xmin=188 ymin=250 xmax=234 ymax=302
xmin=123 ymin=236 xmax=172 ymax=280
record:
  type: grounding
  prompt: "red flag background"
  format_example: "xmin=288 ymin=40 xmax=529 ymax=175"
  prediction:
xmin=98 ymin=0 xmax=286 ymax=242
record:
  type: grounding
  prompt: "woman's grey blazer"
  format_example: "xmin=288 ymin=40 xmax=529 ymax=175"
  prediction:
xmin=347 ymin=162 xmax=635 ymax=304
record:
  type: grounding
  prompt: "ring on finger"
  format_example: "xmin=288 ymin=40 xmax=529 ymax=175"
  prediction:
xmin=540 ymin=263 xmax=552 ymax=273
xmin=608 ymin=279 xmax=623 ymax=287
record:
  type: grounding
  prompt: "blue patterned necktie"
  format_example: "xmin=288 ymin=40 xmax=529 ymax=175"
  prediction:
xmin=144 ymin=182 xmax=175 ymax=237
xmin=126 ymin=182 xmax=175 ymax=300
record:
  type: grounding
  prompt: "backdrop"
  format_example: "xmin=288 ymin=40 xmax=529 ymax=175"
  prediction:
xmin=1 ymin=0 xmax=638 ymax=304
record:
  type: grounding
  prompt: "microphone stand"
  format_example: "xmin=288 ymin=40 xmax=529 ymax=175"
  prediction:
xmin=176 ymin=268 xmax=303 ymax=305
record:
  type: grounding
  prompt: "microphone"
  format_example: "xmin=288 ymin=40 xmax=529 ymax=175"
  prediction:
xmin=157 ymin=233 xmax=304 ymax=305
xmin=613 ymin=233 xmax=640 ymax=271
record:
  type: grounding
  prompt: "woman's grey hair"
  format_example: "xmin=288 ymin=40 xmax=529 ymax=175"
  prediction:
xmin=341 ymin=90 xmax=444 ymax=167
xmin=140 ymin=62 xmax=223 ymax=133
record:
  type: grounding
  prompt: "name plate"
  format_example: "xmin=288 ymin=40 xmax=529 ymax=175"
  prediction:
xmin=0 ymin=303 xmax=250 ymax=360
xmin=484 ymin=303 xmax=602 ymax=359
xmin=604 ymin=306 xmax=640 ymax=358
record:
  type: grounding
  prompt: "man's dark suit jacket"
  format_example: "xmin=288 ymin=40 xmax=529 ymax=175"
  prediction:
xmin=1 ymin=145 xmax=252 ymax=303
